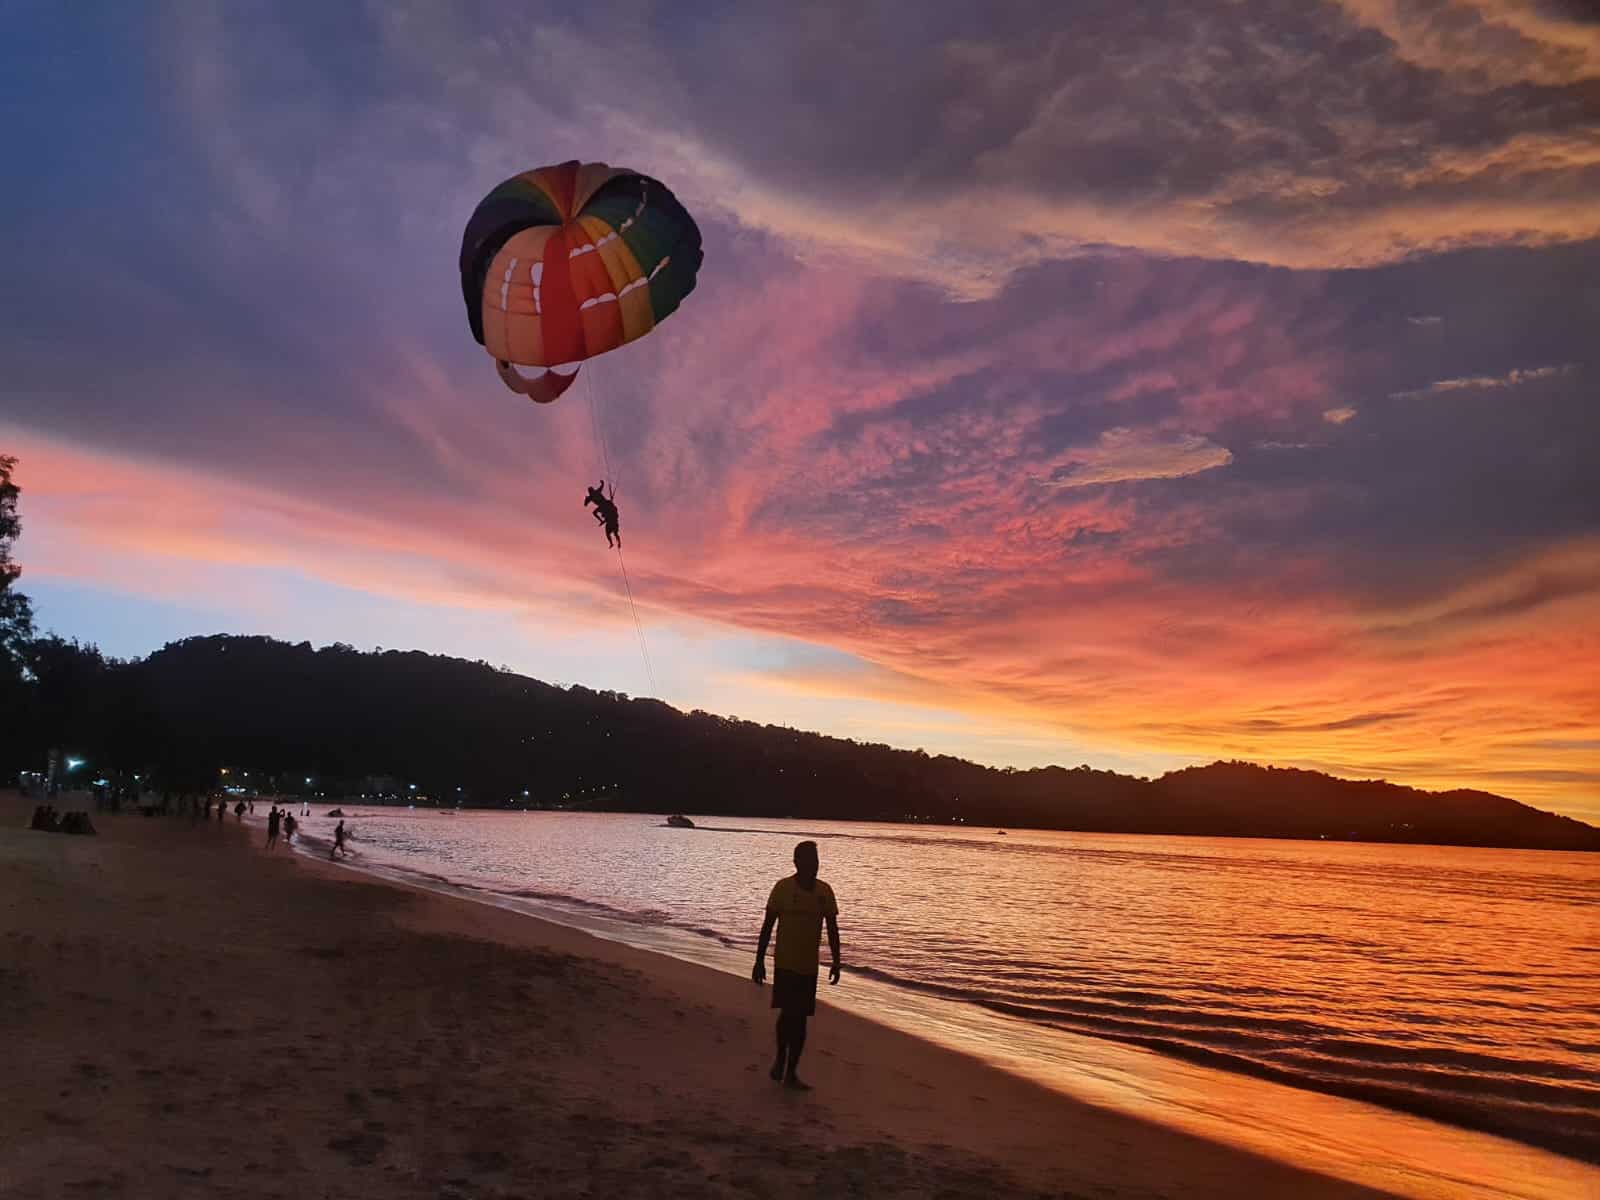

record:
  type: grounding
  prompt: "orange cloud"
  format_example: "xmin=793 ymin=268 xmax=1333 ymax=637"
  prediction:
xmin=1040 ymin=429 xmax=1233 ymax=489
xmin=1332 ymin=0 xmax=1600 ymax=88
xmin=1389 ymin=363 xmax=1579 ymax=400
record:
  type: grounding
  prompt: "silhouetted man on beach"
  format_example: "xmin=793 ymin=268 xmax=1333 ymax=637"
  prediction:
xmin=752 ymin=840 xmax=840 ymax=1090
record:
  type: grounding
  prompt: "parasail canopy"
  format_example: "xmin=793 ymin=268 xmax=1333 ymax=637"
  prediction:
xmin=460 ymin=161 xmax=703 ymax=402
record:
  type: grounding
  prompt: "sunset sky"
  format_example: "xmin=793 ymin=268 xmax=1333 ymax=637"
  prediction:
xmin=3 ymin=2 xmax=1597 ymax=820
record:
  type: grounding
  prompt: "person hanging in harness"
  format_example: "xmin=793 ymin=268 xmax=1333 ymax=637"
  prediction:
xmin=583 ymin=479 xmax=621 ymax=549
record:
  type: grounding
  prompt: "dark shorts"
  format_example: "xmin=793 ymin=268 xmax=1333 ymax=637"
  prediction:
xmin=771 ymin=968 xmax=819 ymax=1016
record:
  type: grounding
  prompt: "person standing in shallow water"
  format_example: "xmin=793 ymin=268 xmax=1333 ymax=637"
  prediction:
xmin=752 ymin=841 xmax=841 ymax=1090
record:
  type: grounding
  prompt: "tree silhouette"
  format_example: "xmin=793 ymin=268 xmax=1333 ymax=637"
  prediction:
xmin=6 ymin=630 xmax=1594 ymax=851
xmin=0 ymin=455 xmax=37 ymax=775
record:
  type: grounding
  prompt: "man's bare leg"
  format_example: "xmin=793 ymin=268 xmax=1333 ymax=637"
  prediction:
xmin=782 ymin=1011 xmax=810 ymax=1089
xmin=771 ymin=1014 xmax=788 ymax=1081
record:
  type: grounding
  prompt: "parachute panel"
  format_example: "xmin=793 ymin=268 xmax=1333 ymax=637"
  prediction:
xmin=529 ymin=162 xmax=579 ymax=219
xmin=573 ymin=162 xmax=628 ymax=213
xmin=537 ymin=227 xmax=585 ymax=366
xmin=570 ymin=234 xmax=625 ymax=356
xmin=480 ymin=226 xmax=557 ymax=365
xmin=577 ymin=215 xmax=656 ymax=343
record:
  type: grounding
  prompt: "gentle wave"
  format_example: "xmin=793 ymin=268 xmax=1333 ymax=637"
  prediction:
xmin=465 ymin=875 xmax=1600 ymax=1157
xmin=294 ymin=809 xmax=1600 ymax=1163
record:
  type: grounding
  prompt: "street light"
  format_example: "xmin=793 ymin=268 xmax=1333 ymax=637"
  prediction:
xmin=65 ymin=758 xmax=85 ymax=771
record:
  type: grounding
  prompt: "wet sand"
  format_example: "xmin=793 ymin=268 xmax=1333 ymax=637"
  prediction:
xmin=0 ymin=794 xmax=1388 ymax=1199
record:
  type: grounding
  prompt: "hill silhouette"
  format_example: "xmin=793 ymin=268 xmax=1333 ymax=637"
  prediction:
xmin=9 ymin=634 xmax=1597 ymax=851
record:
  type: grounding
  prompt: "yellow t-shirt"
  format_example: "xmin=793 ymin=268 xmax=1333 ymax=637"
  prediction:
xmin=767 ymin=876 xmax=838 ymax=975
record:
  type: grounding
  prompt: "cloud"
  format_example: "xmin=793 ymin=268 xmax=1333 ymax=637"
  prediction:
xmin=1323 ymin=406 xmax=1358 ymax=424
xmin=321 ymin=0 xmax=1600 ymax=296
xmin=1366 ymin=539 xmax=1600 ymax=636
xmin=1041 ymin=429 xmax=1234 ymax=489
xmin=1389 ymin=362 xmax=1578 ymax=399
xmin=1331 ymin=0 xmax=1600 ymax=88
xmin=1408 ymin=315 xmax=1444 ymax=325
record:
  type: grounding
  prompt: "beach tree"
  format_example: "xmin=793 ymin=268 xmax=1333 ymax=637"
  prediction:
xmin=0 ymin=454 xmax=33 ymax=670
xmin=1 ymin=453 xmax=38 ymax=779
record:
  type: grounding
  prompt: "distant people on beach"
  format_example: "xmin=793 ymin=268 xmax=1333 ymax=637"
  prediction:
xmin=330 ymin=820 xmax=349 ymax=860
xmin=266 ymin=806 xmax=281 ymax=849
xmin=752 ymin=840 xmax=841 ymax=1090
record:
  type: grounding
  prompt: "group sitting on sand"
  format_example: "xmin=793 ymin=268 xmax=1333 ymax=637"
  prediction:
xmin=28 ymin=804 xmax=96 ymax=836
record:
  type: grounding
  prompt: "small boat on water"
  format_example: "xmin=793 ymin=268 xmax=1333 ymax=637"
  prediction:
xmin=666 ymin=814 xmax=695 ymax=828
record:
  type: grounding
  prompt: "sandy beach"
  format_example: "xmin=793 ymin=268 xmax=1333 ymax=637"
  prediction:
xmin=0 ymin=795 xmax=1391 ymax=1200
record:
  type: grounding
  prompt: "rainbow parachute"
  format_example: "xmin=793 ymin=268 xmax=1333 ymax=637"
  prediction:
xmin=460 ymin=161 xmax=703 ymax=403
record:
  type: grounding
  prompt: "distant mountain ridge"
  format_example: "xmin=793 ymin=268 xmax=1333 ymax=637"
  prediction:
xmin=18 ymin=634 xmax=1600 ymax=851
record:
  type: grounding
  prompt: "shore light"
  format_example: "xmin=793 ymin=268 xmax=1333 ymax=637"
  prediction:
xmin=66 ymin=758 xmax=84 ymax=771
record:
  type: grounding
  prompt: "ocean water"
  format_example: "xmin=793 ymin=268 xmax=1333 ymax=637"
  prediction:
xmin=281 ymin=808 xmax=1599 ymax=1185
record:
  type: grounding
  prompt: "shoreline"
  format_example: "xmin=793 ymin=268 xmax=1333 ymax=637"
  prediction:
xmin=270 ymin=797 xmax=1600 ymax=854
xmin=3 ymin=796 xmax=1593 ymax=1199
xmin=281 ymin=813 xmax=1599 ymax=1199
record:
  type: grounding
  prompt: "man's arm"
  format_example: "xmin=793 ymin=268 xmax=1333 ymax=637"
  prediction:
xmin=752 ymin=910 xmax=778 ymax=984
xmin=825 ymin=913 xmax=841 ymax=985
